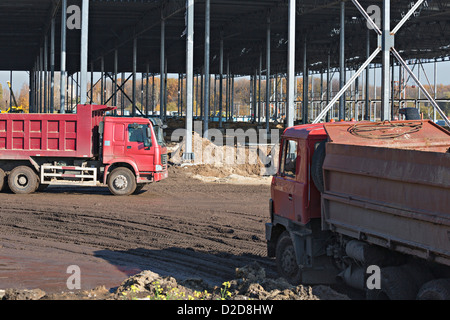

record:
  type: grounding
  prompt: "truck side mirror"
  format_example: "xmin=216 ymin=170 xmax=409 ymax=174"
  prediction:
xmin=145 ymin=127 xmax=152 ymax=148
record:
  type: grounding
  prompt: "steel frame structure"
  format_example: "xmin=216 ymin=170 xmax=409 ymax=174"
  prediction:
xmin=0 ymin=0 xmax=449 ymax=148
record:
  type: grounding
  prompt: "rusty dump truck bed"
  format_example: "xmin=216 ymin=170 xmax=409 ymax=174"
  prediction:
xmin=321 ymin=120 xmax=450 ymax=266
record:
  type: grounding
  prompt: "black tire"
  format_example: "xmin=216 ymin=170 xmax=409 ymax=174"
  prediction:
xmin=0 ymin=168 xmax=5 ymax=191
xmin=8 ymin=166 xmax=38 ymax=195
xmin=275 ymin=231 xmax=302 ymax=285
xmin=36 ymin=184 xmax=49 ymax=192
xmin=311 ymin=140 xmax=326 ymax=193
xmin=366 ymin=266 xmax=418 ymax=300
xmin=133 ymin=184 xmax=146 ymax=194
xmin=400 ymin=107 xmax=421 ymax=120
xmin=107 ymin=167 xmax=136 ymax=196
xmin=417 ymin=279 xmax=450 ymax=300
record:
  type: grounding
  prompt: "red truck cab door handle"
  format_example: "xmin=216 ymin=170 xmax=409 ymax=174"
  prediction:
xmin=127 ymin=146 xmax=132 ymax=149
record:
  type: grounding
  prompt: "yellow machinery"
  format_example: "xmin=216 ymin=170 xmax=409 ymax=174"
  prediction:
xmin=2 ymin=81 xmax=26 ymax=113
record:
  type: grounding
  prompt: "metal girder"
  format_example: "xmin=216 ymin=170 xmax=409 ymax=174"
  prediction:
xmin=313 ymin=0 xmax=446 ymax=124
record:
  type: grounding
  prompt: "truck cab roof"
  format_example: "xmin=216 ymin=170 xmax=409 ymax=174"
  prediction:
xmin=282 ymin=123 xmax=327 ymax=140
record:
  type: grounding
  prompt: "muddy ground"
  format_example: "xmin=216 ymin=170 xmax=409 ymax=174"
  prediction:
xmin=0 ymin=165 xmax=359 ymax=300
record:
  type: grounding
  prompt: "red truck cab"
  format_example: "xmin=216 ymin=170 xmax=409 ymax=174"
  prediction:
xmin=266 ymin=123 xmax=337 ymax=284
xmin=101 ymin=116 xmax=168 ymax=187
xmin=271 ymin=124 xmax=327 ymax=225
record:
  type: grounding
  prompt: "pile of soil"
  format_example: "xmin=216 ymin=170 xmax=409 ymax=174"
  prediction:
xmin=169 ymin=132 xmax=279 ymax=180
xmin=1 ymin=262 xmax=349 ymax=300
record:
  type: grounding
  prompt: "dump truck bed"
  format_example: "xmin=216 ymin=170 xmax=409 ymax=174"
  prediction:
xmin=0 ymin=105 xmax=114 ymax=160
xmin=321 ymin=120 xmax=450 ymax=266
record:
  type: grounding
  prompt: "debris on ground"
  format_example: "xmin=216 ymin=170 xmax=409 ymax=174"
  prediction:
xmin=1 ymin=262 xmax=349 ymax=300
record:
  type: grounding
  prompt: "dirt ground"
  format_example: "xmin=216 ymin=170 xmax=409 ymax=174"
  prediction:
xmin=0 ymin=165 xmax=357 ymax=300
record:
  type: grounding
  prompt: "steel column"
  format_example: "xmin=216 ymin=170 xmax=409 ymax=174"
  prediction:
xmin=303 ymin=38 xmax=308 ymax=124
xmin=326 ymin=52 xmax=330 ymax=121
xmin=203 ymin=0 xmax=211 ymax=136
xmin=381 ymin=0 xmax=391 ymax=121
xmin=365 ymin=29 xmax=370 ymax=120
xmin=44 ymin=37 xmax=48 ymax=113
xmin=80 ymin=0 xmax=89 ymax=105
xmin=266 ymin=16 xmax=271 ymax=132
xmin=160 ymin=16 xmax=165 ymax=120
xmin=339 ymin=1 xmax=345 ymax=121
xmin=132 ymin=37 xmax=137 ymax=116
xmin=219 ymin=38 xmax=223 ymax=128
xmin=258 ymin=51 xmax=262 ymax=124
xmin=100 ymin=57 xmax=104 ymax=104
xmin=433 ymin=61 xmax=437 ymax=122
xmin=164 ymin=57 xmax=168 ymax=118
xmin=40 ymin=48 xmax=43 ymax=113
xmin=286 ymin=0 xmax=296 ymax=128
xmin=184 ymin=0 xmax=194 ymax=160
xmin=146 ymin=63 xmax=149 ymax=116
xmin=113 ymin=50 xmax=118 ymax=108
xmin=30 ymin=69 xmax=35 ymax=113
xmin=60 ymin=0 xmax=67 ymax=114
xmin=50 ymin=18 xmax=55 ymax=113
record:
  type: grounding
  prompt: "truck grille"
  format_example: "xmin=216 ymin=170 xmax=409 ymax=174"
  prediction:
xmin=161 ymin=154 xmax=168 ymax=170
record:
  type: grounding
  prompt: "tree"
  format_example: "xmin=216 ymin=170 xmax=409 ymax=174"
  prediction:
xmin=17 ymin=83 xmax=29 ymax=112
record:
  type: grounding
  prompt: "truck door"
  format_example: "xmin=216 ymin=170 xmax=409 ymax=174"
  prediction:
xmin=272 ymin=139 xmax=299 ymax=222
xmin=125 ymin=123 xmax=154 ymax=172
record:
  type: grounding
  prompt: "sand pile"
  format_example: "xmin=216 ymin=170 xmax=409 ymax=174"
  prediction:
xmin=169 ymin=132 xmax=279 ymax=181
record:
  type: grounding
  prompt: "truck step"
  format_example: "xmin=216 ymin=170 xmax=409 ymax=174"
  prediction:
xmin=40 ymin=165 xmax=97 ymax=186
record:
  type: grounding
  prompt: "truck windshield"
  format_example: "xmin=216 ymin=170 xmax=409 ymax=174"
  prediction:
xmin=154 ymin=125 xmax=166 ymax=147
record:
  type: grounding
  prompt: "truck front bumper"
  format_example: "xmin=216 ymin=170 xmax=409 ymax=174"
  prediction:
xmin=153 ymin=170 xmax=168 ymax=182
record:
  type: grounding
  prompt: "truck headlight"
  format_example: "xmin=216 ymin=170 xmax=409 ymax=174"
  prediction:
xmin=155 ymin=165 xmax=163 ymax=171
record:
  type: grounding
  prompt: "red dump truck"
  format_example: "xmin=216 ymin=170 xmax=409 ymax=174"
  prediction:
xmin=0 ymin=104 xmax=168 ymax=196
xmin=266 ymin=120 xmax=450 ymax=299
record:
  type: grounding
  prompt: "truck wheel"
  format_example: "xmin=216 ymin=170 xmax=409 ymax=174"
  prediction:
xmin=276 ymin=231 xmax=302 ymax=285
xmin=0 ymin=168 xmax=5 ymax=191
xmin=366 ymin=266 xmax=417 ymax=300
xmin=311 ymin=140 xmax=326 ymax=193
xmin=108 ymin=167 xmax=136 ymax=196
xmin=37 ymin=184 xmax=49 ymax=192
xmin=8 ymin=166 xmax=38 ymax=194
xmin=133 ymin=184 xmax=146 ymax=194
xmin=417 ymin=279 xmax=450 ymax=300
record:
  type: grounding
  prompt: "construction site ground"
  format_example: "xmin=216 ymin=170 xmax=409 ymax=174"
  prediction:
xmin=0 ymin=164 xmax=363 ymax=300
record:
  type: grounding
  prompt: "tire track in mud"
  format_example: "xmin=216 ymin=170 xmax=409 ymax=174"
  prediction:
xmin=0 ymin=170 xmax=275 ymax=288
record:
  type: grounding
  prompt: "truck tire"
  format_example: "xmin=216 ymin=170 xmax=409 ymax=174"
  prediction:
xmin=417 ymin=279 xmax=450 ymax=300
xmin=8 ymin=166 xmax=38 ymax=195
xmin=276 ymin=231 xmax=302 ymax=285
xmin=36 ymin=184 xmax=49 ymax=192
xmin=133 ymin=184 xmax=146 ymax=194
xmin=107 ymin=167 xmax=137 ymax=196
xmin=0 ymin=168 xmax=5 ymax=191
xmin=366 ymin=266 xmax=417 ymax=300
xmin=399 ymin=107 xmax=421 ymax=120
xmin=311 ymin=140 xmax=326 ymax=193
